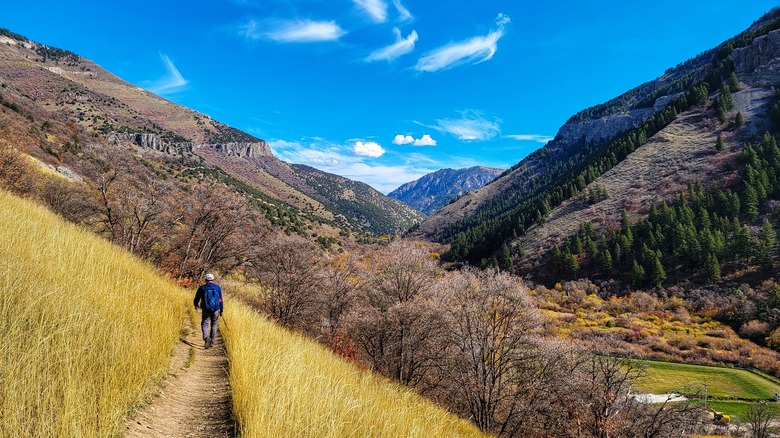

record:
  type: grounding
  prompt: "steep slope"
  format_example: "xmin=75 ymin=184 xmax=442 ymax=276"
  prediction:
xmin=416 ymin=9 xmax=780 ymax=264
xmin=388 ymin=166 xmax=504 ymax=215
xmin=0 ymin=29 xmax=417 ymax=236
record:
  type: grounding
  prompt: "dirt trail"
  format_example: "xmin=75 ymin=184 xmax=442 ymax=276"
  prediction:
xmin=125 ymin=316 xmax=235 ymax=437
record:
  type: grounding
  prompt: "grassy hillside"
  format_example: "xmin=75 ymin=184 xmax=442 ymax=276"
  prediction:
xmin=0 ymin=190 xmax=188 ymax=437
xmin=223 ymin=284 xmax=486 ymax=438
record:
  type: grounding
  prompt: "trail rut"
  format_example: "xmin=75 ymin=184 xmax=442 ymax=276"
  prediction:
xmin=125 ymin=316 xmax=235 ymax=437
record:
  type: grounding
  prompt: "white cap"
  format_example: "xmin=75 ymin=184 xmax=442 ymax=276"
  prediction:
xmin=205 ymin=273 xmax=215 ymax=281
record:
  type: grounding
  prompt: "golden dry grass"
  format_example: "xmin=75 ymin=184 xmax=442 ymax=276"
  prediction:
xmin=222 ymin=292 xmax=487 ymax=438
xmin=0 ymin=190 xmax=188 ymax=437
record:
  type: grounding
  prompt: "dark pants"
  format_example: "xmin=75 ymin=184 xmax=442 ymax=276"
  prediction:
xmin=201 ymin=309 xmax=220 ymax=341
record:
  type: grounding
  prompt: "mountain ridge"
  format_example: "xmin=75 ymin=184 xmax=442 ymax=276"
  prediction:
xmin=388 ymin=166 xmax=504 ymax=215
xmin=0 ymin=29 xmax=424 ymax=237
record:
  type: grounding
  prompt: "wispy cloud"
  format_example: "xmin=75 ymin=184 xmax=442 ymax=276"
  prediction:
xmin=392 ymin=0 xmax=413 ymax=21
xmin=415 ymin=13 xmax=510 ymax=73
xmin=430 ymin=110 xmax=501 ymax=141
xmin=366 ymin=28 xmax=418 ymax=62
xmin=354 ymin=0 xmax=388 ymax=23
xmin=270 ymin=138 xmax=430 ymax=193
xmin=240 ymin=19 xmax=346 ymax=43
xmin=505 ymin=134 xmax=554 ymax=144
xmin=354 ymin=140 xmax=386 ymax=157
xmin=392 ymin=133 xmax=436 ymax=146
xmin=148 ymin=53 xmax=188 ymax=95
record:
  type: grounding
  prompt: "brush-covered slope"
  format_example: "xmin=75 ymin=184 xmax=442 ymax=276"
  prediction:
xmin=417 ymin=9 xmax=780 ymax=265
xmin=0 ymin=189 xmax=188 ymax=437
xmin=388 ymin=166 xmax=504 ymax=215
xmin=0 ymin=29 xmax=417 ymax=236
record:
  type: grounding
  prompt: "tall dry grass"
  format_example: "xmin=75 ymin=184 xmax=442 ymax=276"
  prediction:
xmin=0 ymin=190 xmax=188 ymax=437
xmin=222 ymin=285 xmax=486 ymax=438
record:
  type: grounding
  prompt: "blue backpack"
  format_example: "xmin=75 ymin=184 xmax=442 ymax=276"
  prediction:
xmin=203 ymin=284 xmax=222 ymax=312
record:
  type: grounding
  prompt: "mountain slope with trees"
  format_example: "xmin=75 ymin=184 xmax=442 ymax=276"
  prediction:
xmin=0 ymin=29 xmax=422 ymax=237
xmin=388 ymin=166 xmax=504 ymax=215
xmin=415 ymin=9 xmax=780 ymax=269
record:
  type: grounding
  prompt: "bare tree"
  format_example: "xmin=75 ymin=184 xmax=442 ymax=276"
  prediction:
xmin=0 ymin=141 xmax=35 ymax=196
xmin=442 ymin=267 xmax=542 ymax=435
xmin=746 ymin=401 xmax=776 ymax=438
xmin=345 ymin=241 xmax=447 ymax=391
xmin=250 ymin=233 xmax=323 ymax=331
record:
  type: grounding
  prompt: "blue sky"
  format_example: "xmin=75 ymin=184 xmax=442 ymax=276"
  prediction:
xmin=3 ymin=1 xmax=778 ymax=193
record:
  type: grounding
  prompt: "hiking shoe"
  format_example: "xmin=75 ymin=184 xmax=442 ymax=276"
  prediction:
xmin=206 ymin=337 xmax=213 ymax=349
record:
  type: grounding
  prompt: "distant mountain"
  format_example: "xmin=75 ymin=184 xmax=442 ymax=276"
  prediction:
xmin=414 ymin=9 xmax=780 ymax=275
xmin=0 ymin=29 xmax=423 ymax=237
xmin=388 ymin=166 xmax=504 ymax=215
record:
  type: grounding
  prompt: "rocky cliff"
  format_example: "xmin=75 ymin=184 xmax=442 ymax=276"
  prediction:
xmin=108 ymin=132 xmax=273 ymax=158
xmin=388 ymin=166 xmax=504 ymax=215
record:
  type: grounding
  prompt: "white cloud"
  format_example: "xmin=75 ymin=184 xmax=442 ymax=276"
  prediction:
xmin=268 ymin=138 xmax=430 ymax=194
xmin=148 ymin=53 xmax=188 ymax=95
xmin=392 ymin=0 xmax=413 ymax=21
xmin=392 ymin=134 xmax=437 ymax=146
xmin=240 ymin=19 xmax=346 ymax=43
xmin=393 ymin=134 xmax=415 ymax=145
xmin=505 ymin=134 xmax=554 ymax=144
xmin=432 ymin=111 xmax=501 ymax=141
xmin=354 ymin=0 xmax=388 ymax=23
xmin=366 ymin=28 xmax=418 ymax=62
xmin=354 ymin=141 xmax=386 ymax=157
xmin=415 ymin=13 xmax=510 ymax=73
xmin=413 ymin=134 xmax=437 ymax=146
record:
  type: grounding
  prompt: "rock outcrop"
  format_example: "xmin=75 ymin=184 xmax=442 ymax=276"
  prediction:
xmin=733 ymin=29 xmax=780 ymax=86
xmin=108 ymin=132 xmax=272 ymax=158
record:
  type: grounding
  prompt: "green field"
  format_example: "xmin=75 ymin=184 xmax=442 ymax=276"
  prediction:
xmin=705 ymin=401 xmax=780 ymax=422
xmin=634 ymin=360 xmax=780 ymax=400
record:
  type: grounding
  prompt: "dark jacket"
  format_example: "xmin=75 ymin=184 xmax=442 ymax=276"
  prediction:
xmin=194 ymin=281 xmax=223 ymax=312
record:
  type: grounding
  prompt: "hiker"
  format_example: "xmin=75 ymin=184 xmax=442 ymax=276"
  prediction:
xmin=193 ymin=273 xmax=223 ymax=349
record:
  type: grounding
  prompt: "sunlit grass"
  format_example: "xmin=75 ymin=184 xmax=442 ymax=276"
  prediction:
xmin=0 ymin=190 xmax=188 ymax=437
xmin=222 ymin=294 xmax=487 ymax=437
xmin=634 ymin=360 xmax=780 ymax=400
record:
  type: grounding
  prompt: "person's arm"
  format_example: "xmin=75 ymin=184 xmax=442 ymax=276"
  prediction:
xmin=194 ymin=286 xmax=203 ymax=308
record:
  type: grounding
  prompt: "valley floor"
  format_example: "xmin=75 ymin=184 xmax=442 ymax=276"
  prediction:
xmin=124 ymin=316 xmax=234 ymax=437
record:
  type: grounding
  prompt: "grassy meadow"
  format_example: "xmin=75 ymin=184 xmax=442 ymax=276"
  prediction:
xmin=222 ymin=282 xmax=486 ymax=438
xmin=0 ymin=190 xmax=188 ymax=437
xmin=634 ymin=360 xmax=780 ymax=400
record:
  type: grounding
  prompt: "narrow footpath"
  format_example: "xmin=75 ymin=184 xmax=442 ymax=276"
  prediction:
xmin=125 ymin=317 xmax=235 ymax=437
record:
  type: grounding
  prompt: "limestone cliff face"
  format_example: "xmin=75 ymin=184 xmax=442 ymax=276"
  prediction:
xmin=733 ymin=28 xmax=780 ymax=85
xmin=108 ymin=132 xmax=272 ymax=158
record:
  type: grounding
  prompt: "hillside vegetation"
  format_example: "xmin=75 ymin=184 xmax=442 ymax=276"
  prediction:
xmin=223 ymin=286 xmax=486 ymax=437
xmin=0 ymin=190 xmax=188 ymax=436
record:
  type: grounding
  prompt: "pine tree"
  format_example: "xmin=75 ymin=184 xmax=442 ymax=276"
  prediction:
xmin=705 ymin=253 xmax=721 ymax=283
xmin=649 ymin=253 xmax=667 ymax=289
xmin=499 ymin=243 xmax=514 ymax=273
xmin=743 ymin=184 xmax=759 ymax=219
xmin=734 ymin=111 xmax=745 ymax=127
xmin=599 ymin=248 xmax=613 ymax=272
xmin=716 ymin=134 xmax=725 ymax=151
xmin=758 ymin=220 xmax=777 ymax=270
xmin=630 ymin=260 xmax=645 ymax=288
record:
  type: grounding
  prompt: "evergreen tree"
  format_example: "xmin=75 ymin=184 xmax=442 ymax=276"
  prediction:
xmin=630 ymin=260 xmax=645 ymax=288
xmin=716 ymin=134 xmax=725 ymax=151
xmin=735 ymin=111 xmax=745 ymax=127
xmin=499 ymin=243 xmax=514 ymax=273
xmin=728 ymin=72 xmax=741 ymax=91
xmin=743 ymin=184 xmax=760 ymax=219
xmin=649 ymin=253 xmax=667 ymax=289
xmin=705 ymin=253 xmax=721 ymax=283
xmin=599 ymin=248 xmax=613 ymax=272
xmin=758 ymin=220 xmax=777 ymax=270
